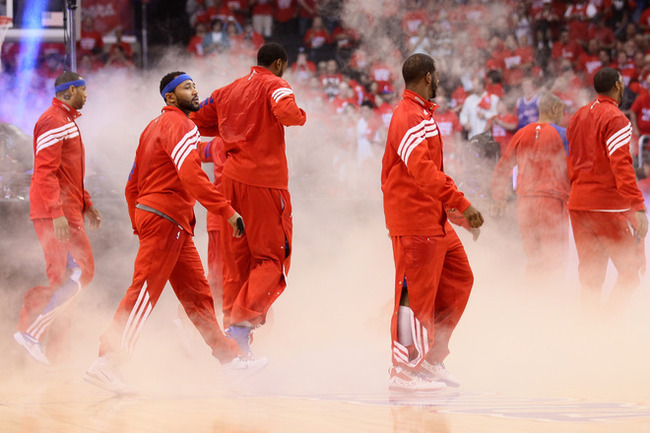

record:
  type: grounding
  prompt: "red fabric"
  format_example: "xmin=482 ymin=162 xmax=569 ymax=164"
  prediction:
xmin=631 ymin=91 xmax=650 ymax=135
xmin=78 ymin=30 xmax=104 ymax=52
xmin=187 ymin=35 xmax=205 ymax=56
xmin=567 ymin=95 xmax=645 ymax=211
xmin=490 ymin=113 xmax=518 ymax=153
xmin=298 ymin=0 xmax=318 ymax=18
xmin=434 ymin=110 xmax=462 ymax=153
xmin=30 ymin=99 xmax=93 ymax=226
xmin=198 ymin=138 xmax=226 ymax=232
xmin=382 ymin=90 xmax=471 ymax=237
xmin=389 ymin=229 xmax=473 ymax=368
xmin=207 ymin=229 xmax=223 ymax=306
xmin=18 ymin=220 xmax=93 ymax=363
xmin=640 ymin=8 xmax=650 ymax=33
xmin=125 ymin=105 xmax=235 ymax=235
xmin=220 ymin=176 xmax=292 ymax=327
xmin=517 ymin=196 xmax=569 ymax=278
xmin=570 ymin=210 xmax=645 ymax=296
xmin=370 ymin=62 xmax=394 ymax=89
xmin=252 ymin=0 xmax=273 ymax=15
xmin=552 ymin=40 xmax=583 ymax=62
xmin=493 ymin=122 xmax=570 ymax=202
xmin=99 ymin=209 xmax=239 ymax=362
xmin=191 ymin=66 xmax=306 ymax=189
xmin=577 ymin=53 xmax=602 ymax=84
xmin=303 ymin=28 xmax=330 ymax=49
xmin=274 ymin=0 xmax=297 ymax=21
xmin=108 ymin=41 xmax=133 ymax=58
xmin=402 ymin=9 xmax=429 ymax=35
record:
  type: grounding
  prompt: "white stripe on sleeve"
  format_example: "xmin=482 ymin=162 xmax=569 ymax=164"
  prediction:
xmin=272 ymin=87 xmax=294 ymax=102
xmin=605 ymin=123 xmax=631 ymax=148
xmin=397 ymin=119 xmax=438 ymax=165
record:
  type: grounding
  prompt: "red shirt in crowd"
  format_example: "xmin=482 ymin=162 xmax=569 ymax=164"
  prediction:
xmin=490 ymin=112 xmax=519 ymax=155
xmin=631 ymin=90 xmax=650 ymax=135
xmin=274 ymin=0 xmax=297 ymax=22
xmin=434 ymin=110 xmax=462 ymax=154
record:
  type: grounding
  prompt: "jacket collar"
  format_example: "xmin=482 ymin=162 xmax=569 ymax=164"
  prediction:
xmin=162 ymin=105 xmax=187 ymax=116
xmin=52 ymin=97 xmax=82 ymax=120
xmin=403 ymin=89 xmax=438 ymax=112
xmin=596 ymin=94 xmax=619 ymax=106
xmin=250 ymin=65 xmax=275 ymax=78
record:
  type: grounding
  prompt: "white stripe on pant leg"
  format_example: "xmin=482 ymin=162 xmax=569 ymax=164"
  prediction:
xmin=27 ymin=294 xmax=79 ymax=339
xmin=125 ymin=303 xmax=153 ymax=354
xmin=122 ymin=290 xmax=150 ymax=350
xmin=410 ymin=315 xmax=423 ymax=367
xmin=122 ymin=284 xmax=148 ymax=343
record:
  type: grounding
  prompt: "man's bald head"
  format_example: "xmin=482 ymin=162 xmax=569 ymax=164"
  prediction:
xmin=538 ymin=93 xmax=564 ymax=124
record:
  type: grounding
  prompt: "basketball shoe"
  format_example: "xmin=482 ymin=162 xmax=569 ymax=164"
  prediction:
xmin=13 ymin=331 xmax=50 ymax=365
xmin=84 ymin=354 xmax=134 ymax=395
xmin=389 ymin=367 xmax=446 ymax=392
xmin=223 ymin=355 xmax=269 ymax=374
xmin=419 ymin=361 xmax=460 ymax=387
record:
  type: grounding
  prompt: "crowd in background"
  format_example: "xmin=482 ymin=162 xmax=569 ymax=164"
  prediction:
xmin=2 ymin=0 xmax=650 ymax=200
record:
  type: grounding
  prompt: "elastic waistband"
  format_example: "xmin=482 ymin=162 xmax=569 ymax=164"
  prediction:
xmin=135 ymin=203 xmax=183 ymax=230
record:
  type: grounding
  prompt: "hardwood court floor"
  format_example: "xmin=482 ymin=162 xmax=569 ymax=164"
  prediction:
xmin=1 ymin=371 xmax=649 ymax=433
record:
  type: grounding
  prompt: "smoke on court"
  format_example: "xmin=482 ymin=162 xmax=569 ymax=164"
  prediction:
xmin=1 ymin=2 xmax=649 ymax=408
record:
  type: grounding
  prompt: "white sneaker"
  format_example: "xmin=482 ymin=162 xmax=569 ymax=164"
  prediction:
xmin=14 ymin=331 xmax=50 ymax=365
xmin=420 ymin=361 xmax=460 ymax=387
xmin=83 ymin=355 xmax=134 ymax=395
xmin=389 ymin=367 xmax=446 ymax=392
xmin=223 ymin=356 xmax=269 ymax=375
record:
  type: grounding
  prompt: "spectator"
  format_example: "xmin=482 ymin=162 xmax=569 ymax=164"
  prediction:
xmin=290 ymin=47 xmax=316 ymax=85
xmin=297 ymin=0 xmax=318 ymax=38
xmin=460 ymin=77 xmax=499 ymax=139
xmin=188 ymin=22 xmax=208 ymax=57
xmin=250 ymin=0 xmax=274 ymax=38
xmin=577 ymin=39 xmax=602 ymax=85
xmin=108 ymin=26 xmax=133 ymax=60
xmin=433 ymin=93 xmax=463 ymax=157
xmin=408 ymin=23 xmax=434 ymax=55
xmin=488 ymin=99 xmax=519 ymax=156
xmin=551 ymin=29 xmax=583 ymax=68
xmin=79 ymin=16 xmax=105 ymax=58
xmin=630 ymin=74 xmax=650 ymax=139
xmin=320 ymin=58 xmax=343 ymax=99
xmin=517 ymin=76 xmax=540 ymax=130
xmin=303 ymin=16 xmax=332 ymax=63
xmin=203 ymin=19 xmax=230 ymax=55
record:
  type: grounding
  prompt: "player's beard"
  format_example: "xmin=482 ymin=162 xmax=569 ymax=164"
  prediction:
xmin=430 ymin=81 xmax=437 ymax=100
xmin=179 ymin=97 xmax=200 ymax=113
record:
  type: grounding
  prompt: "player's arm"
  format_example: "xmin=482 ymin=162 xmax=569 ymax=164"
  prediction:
xmin=33 ymin=120 xmax=70 ymax=241
xmin=491 ymin=130 xmax=520 ymax=208
xmin=124 ymin=160 xmax=139 ymax=233
xmin=394 ymin=115 xmax=481 ymax=228
xmin=269 ymin=82 xmax=307 ymax=126
xmin=604 ymin=117 xmax=646 ymax=212
xmin=190 ymin=91 xmax=221 ymax=136
xmin=168 ymin=125 xmax=243 ymax=236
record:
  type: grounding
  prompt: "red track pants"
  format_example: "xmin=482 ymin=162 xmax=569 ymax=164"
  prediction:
xmin=220 ymin=176 xmax=292 ymax=328
xmin=99 ymin=209 xmax=238 ymax=363
xmin=390 ymin=225 xmax=474 ymax=369
xmin=18 ymin=218 xmax=94 ymax=363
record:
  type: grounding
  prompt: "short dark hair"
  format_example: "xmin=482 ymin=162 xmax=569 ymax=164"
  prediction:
xmin=593 ymin=67 xmax=621 ymax=94
xmin=257 ymin=42 xmax=288 ymax=67
xmin=402 ymin=53 xmax=435 ymax=86
xmin=55 ymin=71 xmax=83 ymax=89
xmin=159 ymin=71 xmax=185 ymax=95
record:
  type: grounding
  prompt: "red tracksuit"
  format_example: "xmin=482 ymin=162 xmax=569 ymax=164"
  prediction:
xmin=198 ymin=138 xmax=227 ymax=305
xmin=567 ymin=94 xmax=646 ymax=303
xmin=19 ymin=98 xmax=95 ymax=362
xmin=492 ymin=122 xmax=570 ymax=278
xmin=191 ymin=66 xmax=306 ymax=327
xmin=99 ymin=105 xmax=238 ymax=363
xmin=381 ymin=89 xmax=474 ymax=369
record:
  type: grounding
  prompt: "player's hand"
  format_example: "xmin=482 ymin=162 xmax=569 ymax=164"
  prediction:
xmin=227 ymin=212 xmax=245 ymax=238
xmin=85 ymin=205 xmax=102 ymax=230
xmin=491 ymin=201 xmax=506 ymax=219
xmin=635 ymin=210 xmax=648 ymax=242
xmin=462 ymin=205 xmax=484 ymax=229
xmin=469 ymin=227 xmax=480 ymax=241
xmin=53 ymin=216 xmax=70 ymax=242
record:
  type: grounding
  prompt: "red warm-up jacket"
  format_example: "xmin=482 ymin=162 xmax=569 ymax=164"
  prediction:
xmin=381 ymin=90 xmax=471 ymax=236
xmin=30 ymin=98 xmax=93 ymax=226
xmin=125 ymin=105 xmax=235 ymax=235
xmin=567 ymin=95 xmax=645 ymax=212
xmin=190 ymin=66 xmax=306 ymax=189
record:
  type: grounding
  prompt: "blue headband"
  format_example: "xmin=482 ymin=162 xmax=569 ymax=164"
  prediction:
xmin=55 ymin=79 xmax=86 ymax=93
xmin=161 ymin=74 xmax=193 ymax=99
